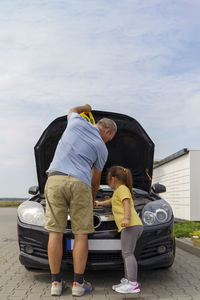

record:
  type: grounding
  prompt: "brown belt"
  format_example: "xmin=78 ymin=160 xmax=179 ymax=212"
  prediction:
xmin=48 ymin=171 xmax=69 ymax=177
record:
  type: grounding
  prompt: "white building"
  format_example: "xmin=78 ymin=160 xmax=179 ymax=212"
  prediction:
xmin=153 ymin=149 xmax=200 ymax=221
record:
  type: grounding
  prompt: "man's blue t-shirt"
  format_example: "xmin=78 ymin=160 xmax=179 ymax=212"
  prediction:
xmin=47 ymin=112 xmax=108 ymax=187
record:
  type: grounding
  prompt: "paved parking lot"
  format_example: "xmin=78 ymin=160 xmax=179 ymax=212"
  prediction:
xmin=0 ymin=207 xmax=200 ymax=300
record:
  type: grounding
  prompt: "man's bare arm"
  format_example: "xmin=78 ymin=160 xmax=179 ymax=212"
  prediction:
xmin=91 ymin=167 xmax=102 ymax=201
xmin=67 ymin=104 xmax=91 ymax=119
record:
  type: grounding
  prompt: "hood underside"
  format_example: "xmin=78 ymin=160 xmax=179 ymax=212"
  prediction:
xmin=34 ymin=110 xmax=154 ymax=194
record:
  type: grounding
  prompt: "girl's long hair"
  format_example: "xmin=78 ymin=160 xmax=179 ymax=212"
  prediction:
xmin=107 ymin=165 xmax=133 ymax=196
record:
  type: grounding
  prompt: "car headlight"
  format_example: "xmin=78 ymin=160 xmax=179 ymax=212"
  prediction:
xmin=142 ymin=199 xmax=172 ymax=226
xmin=17 ymin=200 xmax=45 ymax=226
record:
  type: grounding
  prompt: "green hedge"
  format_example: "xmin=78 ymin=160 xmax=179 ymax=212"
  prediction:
xmin=174 ymin=221 xmax=200 ymax=238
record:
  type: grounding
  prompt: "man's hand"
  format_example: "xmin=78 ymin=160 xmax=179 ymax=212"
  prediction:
xmin=121 ymin=218 xmax=130 ymax=227
xmin=84 ymin=104 xmax=92 ymax=112
xmin=68 ymin=104 xmax=92 ymax=118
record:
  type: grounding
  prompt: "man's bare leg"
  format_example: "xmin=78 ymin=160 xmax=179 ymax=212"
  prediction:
xmin=72 ymin=234 xmax=92 ymax=296
xmin=73 ymin=234 xmax=88 ymax=274
xmin=48 ymin=231 xmax=63 ymax=274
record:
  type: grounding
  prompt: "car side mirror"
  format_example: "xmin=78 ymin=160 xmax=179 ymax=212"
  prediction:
xmin=28 ymin=186 xmax=39 ymax=195
xmin=152 ymin=183 xmax=166 ymax=194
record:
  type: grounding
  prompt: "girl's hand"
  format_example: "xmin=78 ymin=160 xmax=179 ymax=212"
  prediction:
xmin=94 ymin=201 xmax=101 ymax=206
xmin=121 ymin=218 xmax=130 ymax=227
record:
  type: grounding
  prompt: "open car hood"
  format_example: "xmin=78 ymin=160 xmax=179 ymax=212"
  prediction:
xmin=34 ymin=110 xmax=154 ymax=194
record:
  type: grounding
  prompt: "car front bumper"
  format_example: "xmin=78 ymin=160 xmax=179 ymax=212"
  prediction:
xmin=18 ymin=217 xmax=175 ymax=270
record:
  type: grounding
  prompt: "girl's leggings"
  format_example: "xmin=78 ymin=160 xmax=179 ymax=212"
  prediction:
xmin=121 ymin=225 xmax=143 ymax=282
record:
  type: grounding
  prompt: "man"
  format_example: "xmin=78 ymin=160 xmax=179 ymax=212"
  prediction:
xmin=44 ymin=104 xmax=117 ymax=297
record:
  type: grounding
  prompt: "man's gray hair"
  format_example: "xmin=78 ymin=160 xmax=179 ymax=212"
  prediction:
xmin=97 ymin=118 xmax=117 ymax=134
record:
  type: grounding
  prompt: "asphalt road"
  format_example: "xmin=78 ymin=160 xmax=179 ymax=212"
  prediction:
xmin=0 ymin=207 xmax=200 ymax=300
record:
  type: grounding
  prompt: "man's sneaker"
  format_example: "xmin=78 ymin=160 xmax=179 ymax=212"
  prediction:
xmin=72 ymin=280 xmax=92 ymax=296
xmin=112 ymin=278 xmax=128 ymax=291
xmin=51 ymin=280 xmax=66 ymax=296
xmin=115 ymin=281 xmax=140 ymax=294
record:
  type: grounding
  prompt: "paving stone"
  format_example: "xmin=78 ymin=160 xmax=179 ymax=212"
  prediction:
xmin=91 ymin=288 xmax=107 ymax=297
xmin=125 ymin=294 xmax=143 ymax=299
xmin=155 ymin=298 xmax=174 ymax=300
xmin=135 ymin=296 xmax=159 ymax=300
xmin=174 ymin=297 xmax=193 ymax=300
xmin=0 ymin=294 xmax=10 ymax=300
xmin=139 ymin=286 xmax=154 ymax=293
xmin=8 ymin=297 xmax=26 ymax=300
xmin=42 ymin=296 xmax=74 ymax=300
xmin=194 ymin=286 xmax=200 ymax=292
xmin=152 ymin=291 xmax=172 ymax=297
xmin=26 ymin=296 xmax=42 ymax=300
xmin=107 ymin=290 xmax=126 ymax=298
xmin=91 ymin=296 xmax=108 ymax=300
xmin=170 ymin=288 xmax=191 ymax=296
xmin=17 ymin=283 xmax=32 ymax=290
xmin=189 ymin=279 xmax=200 ymax=286
xmin=183 ymin=288 xmax=200 ymax=296
xmin=11 ymin=289 xmax=28 ymax=297
xmin=4 ymin=281 xmax=20 ymax=288
xmin=108 ymin=296 xmax=126 ymax=300
xmin=1 ymin=209 xmax=200 ymax=300
xmin=0 ymin=286 xmax=15 ymax=294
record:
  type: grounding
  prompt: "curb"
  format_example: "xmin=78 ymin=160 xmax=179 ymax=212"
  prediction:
xmin=175 ymin=238 xmax=200 ymax=258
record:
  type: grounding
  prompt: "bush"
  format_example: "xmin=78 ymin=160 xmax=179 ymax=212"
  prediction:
xmin=189 ymin=230 xmax=200 ymax=239
xmin=174 ymin=221 xmax=200 ymax=238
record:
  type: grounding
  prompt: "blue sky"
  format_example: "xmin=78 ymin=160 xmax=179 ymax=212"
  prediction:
xmin=1 ymin=0 xmax=200 ymax=197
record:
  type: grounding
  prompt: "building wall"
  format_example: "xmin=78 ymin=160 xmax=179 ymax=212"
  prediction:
xmin=153 ymin=153 xmax=191 ymax=220
xmin=190 ymin=150 xmax=200 ymax=220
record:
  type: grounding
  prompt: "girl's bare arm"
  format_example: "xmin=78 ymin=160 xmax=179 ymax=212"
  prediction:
xmin=94 ymin=199 xmax=112 ymax=206
xmin=121 ymin=198 xmax=131 ymax=227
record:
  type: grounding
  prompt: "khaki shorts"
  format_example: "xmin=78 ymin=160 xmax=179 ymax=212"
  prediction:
xmin=44 ymin=175 xmax=94 ymax=234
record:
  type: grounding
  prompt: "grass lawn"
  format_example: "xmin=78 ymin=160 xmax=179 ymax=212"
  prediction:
xmin=0 ymin=201 xmax=24 ymax=207
xmin=174 ymin=221 xmax=200 ymax=238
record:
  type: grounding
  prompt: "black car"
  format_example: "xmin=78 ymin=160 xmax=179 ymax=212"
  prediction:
xmin=17 ymin=110 xmax=175 ymax=270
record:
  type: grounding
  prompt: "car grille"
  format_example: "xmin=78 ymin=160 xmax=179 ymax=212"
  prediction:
xmin=63 ymin=251 xmax=123 ymax=263
xmin=67 ymin=220 xmax=117 ymax=231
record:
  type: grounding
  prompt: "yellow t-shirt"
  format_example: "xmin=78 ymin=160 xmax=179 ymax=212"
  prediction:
xmin=111 ymin=184 xmax=142 ymax=232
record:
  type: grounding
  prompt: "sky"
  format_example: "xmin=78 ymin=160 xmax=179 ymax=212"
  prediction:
xmin=1 ymin=0 xmax=200 ymax=197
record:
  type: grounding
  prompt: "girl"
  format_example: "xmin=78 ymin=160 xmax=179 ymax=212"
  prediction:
xmin=95 ymin=165 xmax=143 ymax=294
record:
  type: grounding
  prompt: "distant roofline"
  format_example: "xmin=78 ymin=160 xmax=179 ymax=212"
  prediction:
xmin=154 ymin=148 xmax=189 ymax=168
